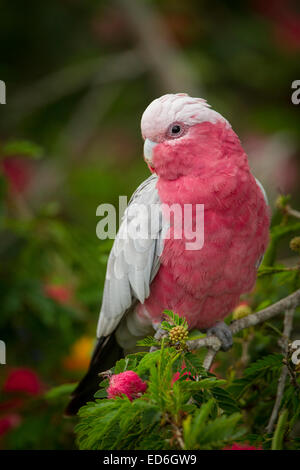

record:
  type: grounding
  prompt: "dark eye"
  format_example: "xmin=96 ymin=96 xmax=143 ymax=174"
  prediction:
xmin=167 ymin=122 xmax=185 ymax=138
xmin=171 ymin=125 xmax=181 ymax=134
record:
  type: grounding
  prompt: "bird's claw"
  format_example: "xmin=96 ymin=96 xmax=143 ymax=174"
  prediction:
xmin=150 ymin=326 xmax=167 ymax=352
xmin=154 ymin=327 xmax=167 ymax=341
xmin=207 ymin=321 xmax=233 ymax=351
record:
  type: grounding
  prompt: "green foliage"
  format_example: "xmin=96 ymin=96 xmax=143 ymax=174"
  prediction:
xmin=161 ymin=310 xmax=188 ymax=331
xmin=75 ymin=201 xmax=300 ymax=449
xmin=1 ymin=140 xmax=44 ymax=159
xmin=183 ymin=400 xmax=244 ymax=450
xmin=1 ymin=0 xmax=300 ymax=450
xmin=228 ymin=354 xmax=283 ymax=400
xmin=272 ymin=409 xmax=289 ymax=450
xmin=45 ymin=383 xmax=77 ymax=401
xmin=75 ymin=343 xmax=243 ymax=450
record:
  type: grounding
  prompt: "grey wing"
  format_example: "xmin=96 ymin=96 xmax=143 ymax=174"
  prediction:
xmin=96 ymin=174 xmax=166 ymax=338
xmin=254 ymin=176 xmax=268 ymax=206
xmin=254 ymin=176 xmax=269 ymax=269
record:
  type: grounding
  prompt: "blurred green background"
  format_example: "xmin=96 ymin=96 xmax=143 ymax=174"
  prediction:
xmin=0 ymin=0 xmax=299 ymax=449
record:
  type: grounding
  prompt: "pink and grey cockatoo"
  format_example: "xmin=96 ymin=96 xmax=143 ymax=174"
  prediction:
xmin=66 ymin=93 xmax=269 ymax=414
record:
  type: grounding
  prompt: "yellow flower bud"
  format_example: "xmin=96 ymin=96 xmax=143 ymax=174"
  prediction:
xmin=169 ymin=325 xmax=188 ymax=344
xmin=290 ymin=237 xmax=300 ymax=254
xmin=275 ymin=195 xmax=285 ymax=211
xmin=232 ymin=303 xmax=252 ymax=320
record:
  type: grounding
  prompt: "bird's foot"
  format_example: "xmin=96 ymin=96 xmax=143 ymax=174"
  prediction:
xmin=150 ymin=326 xmax=167 ymax=352
xmin=207 ymin=321 xmax=233 ymax=351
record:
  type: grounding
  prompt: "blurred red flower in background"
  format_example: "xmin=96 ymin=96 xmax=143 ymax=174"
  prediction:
xmin=224 ymin=442 xmax=262 ymax=450
xmin=2 ymin=157 xmax=33 ymax=193
xmin=0 ymin=414 xmax=21 ymax=437
xmin=253 ymin=0 xmax=300 ymax=51
xmin=0 ymin=368 xmax=43 ymax=440
xmin=44 ymin=284 xmax=73 ymax=306
xmin=3 ymin=368 xmax=43 ymax=396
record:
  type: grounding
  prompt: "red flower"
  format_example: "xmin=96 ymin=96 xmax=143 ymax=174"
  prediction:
xmin=224 ymin=443 xmax=262 ymax=450
xmin=2 ymin=157 xmax=33 ymax=193
xmin=171 ymin=361 xmax=195 ymax=385
xmin=3 ymin=368 xmax=43 ymax=396
xmin=171 ymin=370 xmax=193 ymax=385
xmin=252 ymin=0 xmax=300 ymax=51
xmin=171 ymin=371 xmax=181 ymax=384
xmin=0 ymin=414 xmax=21 ymax=437
xmin=44 ymin=284 xmax=72 ymax=305
xmin=107 ymin=371 xmax=147 ymax=401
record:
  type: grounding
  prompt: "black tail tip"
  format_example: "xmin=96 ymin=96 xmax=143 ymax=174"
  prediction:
xmin=64 ymin=396 xmax=82 ymax=417
xmin=64 ymin=334 xmax=124 ymax=416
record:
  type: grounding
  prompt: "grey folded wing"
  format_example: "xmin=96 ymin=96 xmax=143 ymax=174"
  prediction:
xmin=254 ymin=176 xmax=269 ymax=269
xmin=97 ymin=174 xmax=167 ymax=338
xmin=254 ymin=177 xmax=268 ymax=206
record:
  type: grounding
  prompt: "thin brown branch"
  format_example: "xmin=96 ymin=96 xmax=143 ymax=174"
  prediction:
xmin=286 ymin=205 xmax=300 ymax=220
xmin=203 ymin=349 xmax=218 ymax=371
xmin=236 ymin=330 xmax=255 ymax=371
xmin=187 ymin=289 xmax=300 ymax=370
xmin=170 ymin=422 xmax=185 ymax=450
xmin=266 ymin=309 xmax=294 ymax=434
xmin=285 ymin=358 xmax=300 ymax=393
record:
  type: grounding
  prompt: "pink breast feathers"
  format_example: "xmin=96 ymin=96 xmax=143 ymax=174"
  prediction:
xmin=139 ymin=121 xmax=270 ymax=330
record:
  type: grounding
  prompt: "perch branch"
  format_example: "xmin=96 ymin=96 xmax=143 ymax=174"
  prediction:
xmin=285 ymin=358 xmax=300 ymax=393
xmin=266 ymin=308 xmax=294 ymax=434
xmin=186 ymin=288 xmax=300 ymax=370
xmin=286 ymin=205 xmax=300 ymax=220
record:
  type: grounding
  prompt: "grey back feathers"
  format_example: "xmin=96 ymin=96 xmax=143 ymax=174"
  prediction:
xmin=96 ymin=174 xmax=166 ymax=338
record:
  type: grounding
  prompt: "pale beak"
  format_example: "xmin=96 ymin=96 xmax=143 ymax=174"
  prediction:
xmin=143 ymin=138 xmax=158 ymax=167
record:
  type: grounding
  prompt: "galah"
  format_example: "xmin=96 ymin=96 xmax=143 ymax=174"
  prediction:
xmin=66 ymin=93 xmax=269 ymax=414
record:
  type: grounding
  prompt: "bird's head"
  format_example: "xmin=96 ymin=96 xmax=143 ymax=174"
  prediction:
xmin=141 ymin=93 xmax=244 ymax=180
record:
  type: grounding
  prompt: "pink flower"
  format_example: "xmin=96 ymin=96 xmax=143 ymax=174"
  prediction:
xmin=3 ymin=368 xmax=43 ymax=396
xmin=0 ymin=414 xmax=21 ymax=437
xmin=224 ymin=443 xmax=262 ymax=450
xmin=107 ymin=371 xmax=147 ymax=401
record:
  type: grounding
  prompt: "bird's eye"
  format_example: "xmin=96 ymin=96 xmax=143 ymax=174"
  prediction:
xmin=167 ymin=122 xmax=185 ymax=139
xmin=171 ymin=125 xmax=181 ymax=134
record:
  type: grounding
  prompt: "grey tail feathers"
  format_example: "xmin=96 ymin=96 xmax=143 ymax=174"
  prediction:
xmin=65 ymin=334 xmax=124 ymax=416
